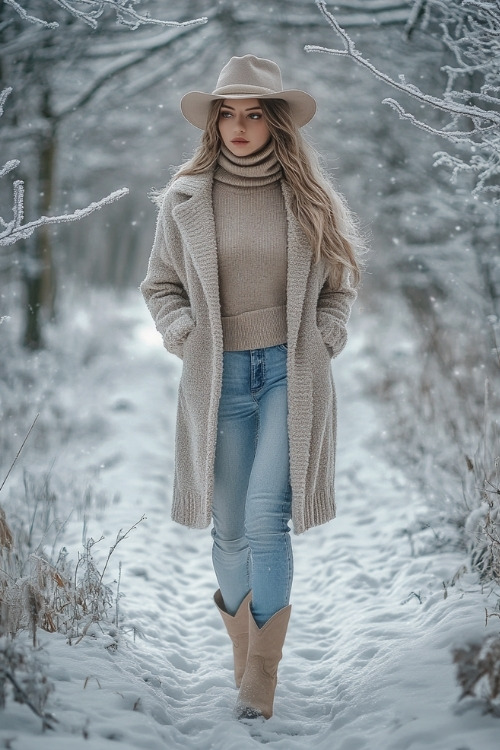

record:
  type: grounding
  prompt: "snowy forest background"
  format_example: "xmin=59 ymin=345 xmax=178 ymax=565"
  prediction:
xmin=1 ymin=0 xmax=500 ymax=744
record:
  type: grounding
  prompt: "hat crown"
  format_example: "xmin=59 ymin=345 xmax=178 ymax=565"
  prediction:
xmin=180 ymin=54 xmax=316 ymax=129
xmin=214 ymin=55 xmax=283 ymax=95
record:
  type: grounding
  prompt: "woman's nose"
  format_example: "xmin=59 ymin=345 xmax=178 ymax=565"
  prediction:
xmin=234 ymin=115 xmax=245 ymax=131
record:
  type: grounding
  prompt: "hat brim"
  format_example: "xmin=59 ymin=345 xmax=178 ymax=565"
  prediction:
xmin=180 ymin=90 xmax=316 ymax=130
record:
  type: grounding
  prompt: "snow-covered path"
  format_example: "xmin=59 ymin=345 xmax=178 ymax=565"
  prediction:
xmin=2 ymin=296 xmax=499 ymax=749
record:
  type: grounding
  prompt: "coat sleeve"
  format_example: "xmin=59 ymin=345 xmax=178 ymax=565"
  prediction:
xmin=316 ymin=268 xmax=357 ymax=359
xmin=140 ymin=194 xmax=195 ymax=359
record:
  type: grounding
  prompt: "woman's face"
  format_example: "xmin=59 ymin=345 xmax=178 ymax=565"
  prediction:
xmin=218 ymin=98 xmax=270 ymax=156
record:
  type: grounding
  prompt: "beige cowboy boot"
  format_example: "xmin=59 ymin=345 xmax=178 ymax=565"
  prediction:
xmin=235 ymin=602 xmax=291 ymax=719
xmin=214 ymin=589 xmax=252 ymax=688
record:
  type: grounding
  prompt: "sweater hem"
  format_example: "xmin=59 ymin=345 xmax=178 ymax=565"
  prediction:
xmin=171 ymin=488 xmax=336 ymax=534
xmin=293 ymin=489 xmax=336 ymax=535
xmin=222 ymin=305 xmax=287 ymax=351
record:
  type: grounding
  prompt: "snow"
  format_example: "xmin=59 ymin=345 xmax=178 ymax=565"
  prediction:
xmin=0 ymin=290 xmax=498 ymax=748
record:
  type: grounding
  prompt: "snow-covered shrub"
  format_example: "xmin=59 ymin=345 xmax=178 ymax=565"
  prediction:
xmin=360 ymin=281 xmax=500 ymax=577
xmin=0 ymin=636 xmax=55 ymax=729
xmin=454 ymin=634 xmax=500 ymax=715
xmin=466 ymin=476 xmax=500 ymax=584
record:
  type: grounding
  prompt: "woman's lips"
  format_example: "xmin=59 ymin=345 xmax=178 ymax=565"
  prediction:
xmin=231 ymin=138 xmax=249 ymax=143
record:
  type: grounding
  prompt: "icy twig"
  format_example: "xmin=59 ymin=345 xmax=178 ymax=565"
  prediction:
xmin=1 ymin=87 xmax=130 ymax=246
xmin=115 ymin=560 xmax=122 ymax=628
xmin=0 ymin=160 xmax=20 ymax=179
xmin=52 ymin=0 xmax=207 ymax=30
xmin=99 ymin=514 xmax=147 ymax=584
xmin=382 ymin=98 xmax=498 ymax=143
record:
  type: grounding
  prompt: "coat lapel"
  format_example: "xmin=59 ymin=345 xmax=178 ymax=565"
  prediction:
xmin=172 ymin=173 xmax=223 ymax=342
xmin=280 ymin=181 xmax=315 ymax=504
xmin=281 ymin=181 xmax=313 ymax=349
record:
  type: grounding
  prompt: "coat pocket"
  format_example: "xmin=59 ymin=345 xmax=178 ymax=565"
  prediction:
xmin=316 ymin=312 xmax=347 ymax=360
xmin=163 ymin=311 xmax=196 ymax=358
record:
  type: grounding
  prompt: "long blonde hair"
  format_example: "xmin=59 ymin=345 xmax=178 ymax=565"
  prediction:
xmin=169 ymin=99 xmax=364 ymax=290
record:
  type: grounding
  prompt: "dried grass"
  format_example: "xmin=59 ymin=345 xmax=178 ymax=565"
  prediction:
xmin=0 ymin=472 xmax=144 ymax=727
xmin=0 ymin=488 xmax=144 ymax=645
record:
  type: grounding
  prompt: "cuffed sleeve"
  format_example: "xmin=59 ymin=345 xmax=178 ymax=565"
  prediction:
xmin=140 ymin=196 xmax=195 ymax=358
xmin=316 ymin=269 xmax=357 ymax=359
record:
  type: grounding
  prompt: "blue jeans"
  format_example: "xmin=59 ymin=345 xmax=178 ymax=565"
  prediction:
xmin=211 ymin=344 xmax=293 ymax=627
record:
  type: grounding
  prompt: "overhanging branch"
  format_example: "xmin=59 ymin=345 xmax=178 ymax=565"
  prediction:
xmin=305 ymin=1 xmax=500 ymax=128
xmin=4 ymin=0 xmax=207 ymax=31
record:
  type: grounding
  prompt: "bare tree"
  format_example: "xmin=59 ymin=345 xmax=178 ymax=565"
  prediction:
xmin=305 ymin=0 xmax=500 ymax=335
xmin=0 ymin=89 xmax=128 ymax=249
xmin=1 ymin=1 xmax=206 ymax=347
xmin=306 ymin=0 xmax=500 ymax=200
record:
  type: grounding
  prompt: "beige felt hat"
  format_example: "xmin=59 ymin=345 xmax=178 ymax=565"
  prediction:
xmin=180 ymin=54 xmax=316 ymax=130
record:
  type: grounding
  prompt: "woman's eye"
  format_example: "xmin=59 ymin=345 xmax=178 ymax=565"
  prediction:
xmin=220 ymin=110 xmax=262 ymax=120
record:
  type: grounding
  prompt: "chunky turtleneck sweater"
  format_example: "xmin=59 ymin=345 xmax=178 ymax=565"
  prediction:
xmin=212 ymin=142 xmax=288 ymax=351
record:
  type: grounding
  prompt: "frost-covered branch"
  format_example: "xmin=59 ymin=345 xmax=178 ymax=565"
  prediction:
xmin=0 ymin=87 xmax=12 ymax=118
xmin=1 ymin=2 xmax=207 ymax=348
xmin=306 ymin=0 xmax=500 ymax=198
xmin=0 ymin=187 xmax=129 ymax=247
xmin=4 ymin=0 xmax=59 ymax=29
xmin=0 ymin=88 xmax=128 ymax=247
xmin=1 ymin=2 xmax=205 ymax=240
xmin=306 ymin=2 xmax=500 ymax=127
xmin=5 ymin=0 xmax=207 ymax=31
xmin=382 ymin=97 xmax=498 ymax=142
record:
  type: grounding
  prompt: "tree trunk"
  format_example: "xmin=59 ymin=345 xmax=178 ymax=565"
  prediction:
xmin=23 ymin=263 xmax=44 ymax=350
xmin=37 ymin=124 xmax=57 ymax=317
xmin=22 ymin=93 xmax=57 ymax=349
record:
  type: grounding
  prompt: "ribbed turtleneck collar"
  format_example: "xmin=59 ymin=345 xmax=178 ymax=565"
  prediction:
xmin=214 ymin=141 xmax=282 ymax=187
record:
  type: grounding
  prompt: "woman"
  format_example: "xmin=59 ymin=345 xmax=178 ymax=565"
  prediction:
xmin=141 ymin=55 xmax=362 ymax=720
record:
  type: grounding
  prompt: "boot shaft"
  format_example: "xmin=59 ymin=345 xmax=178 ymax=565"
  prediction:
xmin=236 ymin=603 xmax=291 ymax=720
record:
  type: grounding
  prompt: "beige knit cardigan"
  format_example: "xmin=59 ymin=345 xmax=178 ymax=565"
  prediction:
xmin=140 ymin=168 xmax=357 ymax=534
